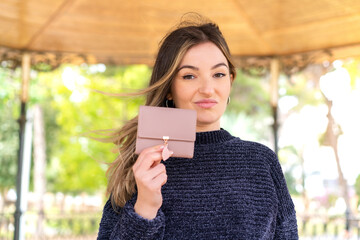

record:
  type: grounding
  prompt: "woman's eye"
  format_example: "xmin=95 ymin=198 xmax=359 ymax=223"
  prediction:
xmin=183 ymin=74 xmax=195 ymax=80
xmin=214 ymin=73 xmax=226 ymax=78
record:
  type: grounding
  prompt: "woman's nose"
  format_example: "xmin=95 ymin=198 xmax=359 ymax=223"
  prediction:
xmin=198 ymin=78 xmax=215 ymax=96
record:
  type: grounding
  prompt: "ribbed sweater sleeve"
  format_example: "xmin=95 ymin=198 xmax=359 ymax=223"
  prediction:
xmin=264 ymin=149 xmax=298 ymax=239
xmin=97 ymin=198 xmax=165 ymax=240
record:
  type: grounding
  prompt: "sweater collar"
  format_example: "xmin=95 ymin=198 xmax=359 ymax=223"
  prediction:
xmin=195 ymin=128 xmax=234 ymax=145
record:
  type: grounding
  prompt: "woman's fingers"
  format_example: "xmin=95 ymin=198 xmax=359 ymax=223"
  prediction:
xmin=146 ymin=163 xmax=166 ymax=180
xmin=133 ymin=145 xmax=164 ymax=171
xmin=132 ymin=145 xmax=170 ymax=219
xmin=137 ymin=164 xmax=167 ymax=191
xmin=135 ymin=162 xmax=166 ymax=184
xmin=133 ymin=152 xmax=162 ymax=175
xmin=153 ymin=172 xmax=168 ymax=187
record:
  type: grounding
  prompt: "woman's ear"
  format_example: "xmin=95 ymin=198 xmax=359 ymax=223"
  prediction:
xmin=167 ymin=93 xmax=173 ymax=100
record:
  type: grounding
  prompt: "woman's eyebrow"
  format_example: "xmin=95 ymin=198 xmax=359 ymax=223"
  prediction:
xmin=177 ymin=62 xmax=228 ymax=72
xmin=177 ymin=65 xmax=199 ymax=71
xmin=211 ymin=62 xmax=229 ymax=69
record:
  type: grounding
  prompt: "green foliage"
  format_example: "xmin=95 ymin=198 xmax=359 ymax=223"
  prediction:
xmin=46 ymin=214 xmax=100 ymax=236
xmin=278 ymin=146 xmax=302 ymax=196
xmin=225 ymin=70 xmax=272 ymax=142
xmin=31 ymin=64 xmax=151 ymax=194
xmin=276 ymin=71 xmax=325 ymax=197
xmin=278 ymin=73 xmax=323 ymax=111
xmin=0 ymin=63 xmax=149 ymax=196
xmin=355 ymin=174 xmax=360 ymax=201
xmin=326 ymin=194 xmax=338 ymax=208
xmin=342 ymin=58 xmax=360 ymax=89
xmin=0 ymin=68 xmax=21 ymax=192
xmin=228 ymin=70 xmax=271 ymax=116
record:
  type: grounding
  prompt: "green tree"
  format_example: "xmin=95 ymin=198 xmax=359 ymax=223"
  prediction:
xmin=342 ymin=58 xmax=360 ymax=89
xmin=0 ymin=67 xmax=20 ymax=206
xmin=225 ymin=70 xmax=272 ymax=142
xmin=355 ymin=174 xmax=360 ymax=206
xmin=31 ymin=64 xmax=151 ymax=195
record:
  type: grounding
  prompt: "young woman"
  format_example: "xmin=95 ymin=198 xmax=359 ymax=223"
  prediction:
xmin=97 ymin=17 xmax=298 ymax=240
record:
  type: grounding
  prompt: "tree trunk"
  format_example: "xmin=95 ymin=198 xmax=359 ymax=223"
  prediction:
xmin=33 ymin=105 xmax=46 ymax=239
xmin=323 ymin=99 xmax=353 ymax=220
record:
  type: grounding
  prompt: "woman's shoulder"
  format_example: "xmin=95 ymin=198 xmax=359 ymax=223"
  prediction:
xmin=229 ymin=136 xmax=275 ymax=153
xmin=227 ymin=137 xmax=278 ymax=162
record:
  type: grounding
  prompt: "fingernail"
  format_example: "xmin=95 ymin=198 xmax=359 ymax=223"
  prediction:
xmin=169 ymin=151 xmax=174 ymax=155
xmin=159 ymin=145 xmax=165 ymax=150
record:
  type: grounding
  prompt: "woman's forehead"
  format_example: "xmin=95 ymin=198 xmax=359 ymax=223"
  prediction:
xmin=179 ymin=42 xmax=228 ymax=69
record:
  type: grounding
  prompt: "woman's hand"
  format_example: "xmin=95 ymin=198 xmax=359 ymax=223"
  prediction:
xmin=133 ymin=145 xmax=172 ymax=220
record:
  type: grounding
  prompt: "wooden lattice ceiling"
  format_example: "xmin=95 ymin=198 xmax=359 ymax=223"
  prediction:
xmin=1 ymin=0 xmax=360 ymax=71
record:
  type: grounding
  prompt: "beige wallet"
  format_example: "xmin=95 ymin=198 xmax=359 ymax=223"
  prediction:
xmin=135 ymin=106 xmax=197 ymax=158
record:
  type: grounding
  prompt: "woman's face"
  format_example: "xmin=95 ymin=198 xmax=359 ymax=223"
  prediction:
xmin=168 ymin=41 xmax=233 ymax=132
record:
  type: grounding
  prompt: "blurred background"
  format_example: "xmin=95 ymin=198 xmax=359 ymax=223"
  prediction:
xmin=1 ymin=0 xmax=360 ymax=239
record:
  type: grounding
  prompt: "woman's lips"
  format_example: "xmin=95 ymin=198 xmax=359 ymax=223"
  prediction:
xmin=195 ymin=99 xmax=218 ymax=109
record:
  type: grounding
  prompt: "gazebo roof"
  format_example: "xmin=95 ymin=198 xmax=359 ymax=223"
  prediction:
xmin=1 ymin=0 xmax=360 ymax=70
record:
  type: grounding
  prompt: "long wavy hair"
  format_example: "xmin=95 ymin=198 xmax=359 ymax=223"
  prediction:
xmin=106 ymin=16 xmax=237 ymax=208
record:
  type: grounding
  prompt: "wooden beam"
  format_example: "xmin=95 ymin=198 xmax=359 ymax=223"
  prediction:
xmin=270 ymin=57 xmax=279 ymax=107
xmin=270 ymin=57 xmax=280 ymax=155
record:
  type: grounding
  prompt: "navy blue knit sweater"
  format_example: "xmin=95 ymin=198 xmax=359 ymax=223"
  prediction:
xmin=97 ymin=129 xmax=298 ymax=239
